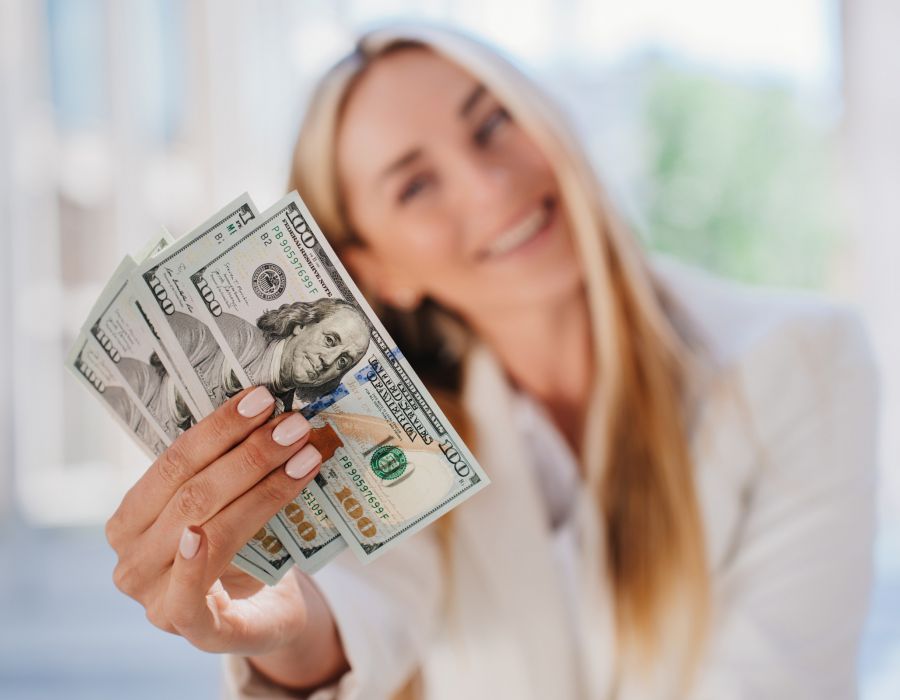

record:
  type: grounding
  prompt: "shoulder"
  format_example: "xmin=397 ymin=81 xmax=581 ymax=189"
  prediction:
xmin=648 ymin=252 xmax=879 ymax=391
xmin=649 ymin=255 xmax=880 ymax=577
xmin=649 ymin=252 xmax=880 ymax=486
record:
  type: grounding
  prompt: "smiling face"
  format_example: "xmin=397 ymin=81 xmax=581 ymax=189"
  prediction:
xmin=335 ymin=47 xmax=583 ymax=325
xmin=283 ymin=306 xmax=369 ymax=389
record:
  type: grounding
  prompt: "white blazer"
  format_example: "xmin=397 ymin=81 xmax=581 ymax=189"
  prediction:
xmin=223 ymin=254 xmax=880 ymax=700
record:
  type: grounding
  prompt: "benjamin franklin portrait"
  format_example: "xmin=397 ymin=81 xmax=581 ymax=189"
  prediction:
xmin=169 ymin=298 xmax=370 ymax=412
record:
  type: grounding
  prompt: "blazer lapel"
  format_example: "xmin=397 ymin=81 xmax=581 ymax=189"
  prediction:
xmin=452 ymin=342 xmax=587 ymax=698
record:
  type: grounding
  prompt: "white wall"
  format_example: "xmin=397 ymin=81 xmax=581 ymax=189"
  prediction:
xmin=842 ymin=0 xmax=900 ymax=520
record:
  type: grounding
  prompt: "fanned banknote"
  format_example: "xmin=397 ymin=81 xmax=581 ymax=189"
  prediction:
xmin=66 ymin=191 xmax=489 ymax=585
xmin=131 ymin=194 xmax=260 ymax=415
xmin=84 ymin=256 xmax=198 ymax=443
xmin=129 ymin=195 xmax=326 ymax=578
xmin=68 ymin=226 xmax=296 ymax=584
xmin=185 ymin=191 xmax=489 ymax=563
xmin=67 ymin=331 xmax=169 ymax=459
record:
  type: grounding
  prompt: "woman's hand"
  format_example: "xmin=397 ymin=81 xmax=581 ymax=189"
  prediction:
xmin=105 ymin=385 xmax=325 ymax=658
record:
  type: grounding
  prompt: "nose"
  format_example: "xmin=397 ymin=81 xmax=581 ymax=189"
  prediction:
xmin=318 ymin=346 xmax=343 ymax=370
xmin=467 ymin=157 xmax=513 ymax=207
xmin=454 ymin=152 xmax=515 ymax=210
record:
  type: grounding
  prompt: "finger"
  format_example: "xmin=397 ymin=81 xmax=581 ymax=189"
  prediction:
xmin=147 ymin=411 xmax=313 ymax=557
xmin=112 ymin=386 xmax=276 ymax=538
xmin=166 ymin=450 xmax=321 ymax=652
xmin=198 ymin=445 xmax=322 ymax=589
xmin=116 ymin=410 xmax=309 ymax=586
xmin=164 ymin=525 xmax=228 ymax=650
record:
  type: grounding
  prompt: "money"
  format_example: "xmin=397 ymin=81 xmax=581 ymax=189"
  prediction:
xmin=131 ymin=195 xmax=259 ymax=415
xmin=67 ymin=331 xmax=169 ymax=459
xmin=84 ymin=256 xmax=197 ymax=443
xmin=66 ymin=232 xmax=176 ymax=458
xmin=130 ymin=196 xmax=316 ymax=577
xmin=66 ymin=190 xmax=489 ymax=585
xmin=67 ymin=228 xmax=295 ymax=583
xmin=232 ymin=522 xmax=294 ymax=586
xmin=268 ymin=478 xmax=346 ymax=574
xmin=133 ymin=228 xmax=176 ymax=263
xmin=186 ymin=192 xmax=489 ymax=563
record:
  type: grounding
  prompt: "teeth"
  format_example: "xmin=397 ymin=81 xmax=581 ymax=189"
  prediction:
xmin=485 ymin=204 xmax=548 ymax=258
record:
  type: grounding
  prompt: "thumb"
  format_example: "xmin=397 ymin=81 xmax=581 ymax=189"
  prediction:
xmin=165 ymin=526 xmax=232 ymax=651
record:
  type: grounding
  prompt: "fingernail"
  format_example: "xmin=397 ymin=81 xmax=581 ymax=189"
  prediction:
xmin=272 ymin=413 xmax=310 ymax=446
xmin=237 ymin=386 xmax=274 ymax=417
xmin=179 ymin=526 xmax=201 ymax=560
xmin=285 ymin=444 xmax=322 ymax=479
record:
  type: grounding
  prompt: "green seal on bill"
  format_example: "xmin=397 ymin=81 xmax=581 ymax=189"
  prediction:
xmin=370 ymin=445 xmax=408 ymax=481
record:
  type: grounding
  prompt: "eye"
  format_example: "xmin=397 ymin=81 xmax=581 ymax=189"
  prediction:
xmin=337 ymin=355 xmax=350 ymax=370
xmin=398 ymin=173 xmax=431 ymax=204
xmin=474 ymin=107 xmax=510 ymax=147
xmin=325 ymin=334 xmax=335 ymax=346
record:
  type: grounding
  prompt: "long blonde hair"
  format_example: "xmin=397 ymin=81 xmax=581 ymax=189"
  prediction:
xmin=289 ymin=21 xmax=710 ymax=687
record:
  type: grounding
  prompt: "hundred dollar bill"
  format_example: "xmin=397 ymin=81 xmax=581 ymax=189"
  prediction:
xmin=125 ymin=198 xmax=307 ymax=581
xmin=128 ymin=230 xmax=207 ymax=419
xmin=185 ymin=191 xmax=489 ymax=564
xmin=231 ymin=522 xmax=295 ymax=586
xmin=68 ymin=327 xmax=291 ymax=583
xmin=133 ymin=227 xmax=176 ymax=263
xmin=68 ymin=228 xmax=295 ymax=584
xmin=131 ymin=195 xmax=345 ymax=574
xmin=268 ymin=470 xmax=346 ymax=574
xmin=67 ymin=331 xmax=169 ymax=459
xmin=85 ymin=256 xmax=197 ymax=442
xmin=130 ymin=194 xmax=260 ymax=415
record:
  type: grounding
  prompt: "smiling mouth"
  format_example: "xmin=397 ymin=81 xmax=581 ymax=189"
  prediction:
xmin=475 ymin=196 xmax=555 ymax=262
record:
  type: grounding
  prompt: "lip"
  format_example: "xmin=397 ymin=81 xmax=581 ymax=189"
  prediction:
xmin=474 ymin=195 xmax=556 ymax=262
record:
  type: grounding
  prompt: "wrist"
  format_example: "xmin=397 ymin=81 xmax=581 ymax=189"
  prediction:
xmin=246 ymin=573 xmax=349 ymax=691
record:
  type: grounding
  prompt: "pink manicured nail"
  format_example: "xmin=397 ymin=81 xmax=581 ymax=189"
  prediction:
xmin=285 ymin=445 xmax=322 ymax=479
xmin=179 ymin=527 xmax=201 ymax=560
xmin=272 ymin=413 xmax=310 ymax=446
xmin=237 ymin=387 xmax=275 ymax=417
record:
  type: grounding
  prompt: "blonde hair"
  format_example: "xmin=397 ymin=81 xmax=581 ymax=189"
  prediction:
xmin=289 ymin=21 xmax=710 ymax=690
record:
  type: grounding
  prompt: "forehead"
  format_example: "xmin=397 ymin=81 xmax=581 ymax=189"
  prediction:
xmin=323 ymin=307 xmax=368 ymax=345
xmin=336 ymin=48 xmax=478 ymax=186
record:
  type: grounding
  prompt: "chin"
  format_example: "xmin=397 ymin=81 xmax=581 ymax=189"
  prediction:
xmin=498 ymin=268 xmax=583 ymax=312
xmin=479 ymin=241 xmax=585 ymax=312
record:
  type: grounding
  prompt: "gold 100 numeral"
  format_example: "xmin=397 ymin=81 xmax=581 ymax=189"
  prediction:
xmin=283 ymin=502 xmax=318 ymax=542
xmin=333 ymin=486 xmax=377 ymax=538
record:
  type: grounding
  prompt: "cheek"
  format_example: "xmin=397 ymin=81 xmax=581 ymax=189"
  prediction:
xmin=517 ymin=145 xmax=555 ymax=188
xmin=404 ymin=216 xmax=459 ymax=259
xmin=292 ymin=345 xmax=309 ymax=365
xmin=369 ymin=211 xmax=463 ymax=272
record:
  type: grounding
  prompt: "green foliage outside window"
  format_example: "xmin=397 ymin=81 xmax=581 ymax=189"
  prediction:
xmin=639 ymin=64 xmax=842 ymax=290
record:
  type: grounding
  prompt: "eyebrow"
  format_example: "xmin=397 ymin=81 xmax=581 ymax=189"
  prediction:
xmin=377 ymin=83 xmax=487 ymax=183
xmin=378 ymin=148 xmax=423 ymax=182
xmin=459 ymin=83 xmax=486 ymax=117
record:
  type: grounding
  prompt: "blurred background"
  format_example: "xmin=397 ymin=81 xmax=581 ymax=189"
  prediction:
xmin=0 ymin=0 xmax=897 ymax=698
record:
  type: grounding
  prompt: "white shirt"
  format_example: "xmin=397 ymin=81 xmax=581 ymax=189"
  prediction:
xmin=511 ymin=391 xmax=581 ymax=530
xmin=511 ymin=389 xmax=594 ymax=692
xmin=222 ymin=254 xmax=880 ymax=700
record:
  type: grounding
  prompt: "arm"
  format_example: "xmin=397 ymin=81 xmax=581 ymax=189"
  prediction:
xmin=689 ymin=308 xmax=880 ymax=699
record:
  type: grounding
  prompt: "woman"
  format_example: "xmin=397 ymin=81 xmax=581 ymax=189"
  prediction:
xmin=104 ymin=23 xmax=880 ymax=699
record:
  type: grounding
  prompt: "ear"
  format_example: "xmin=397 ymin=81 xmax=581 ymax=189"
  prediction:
xmin=339 ymin=244 xmax=423 ymax=310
